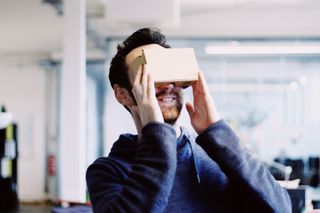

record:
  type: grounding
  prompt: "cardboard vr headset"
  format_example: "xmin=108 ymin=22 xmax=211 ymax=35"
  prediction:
xmin=131 ymin=48 xmax=199 ymax=88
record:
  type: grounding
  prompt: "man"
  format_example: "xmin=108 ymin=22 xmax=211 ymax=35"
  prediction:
xmin=86 ymin=28 xmax=291 ymax=213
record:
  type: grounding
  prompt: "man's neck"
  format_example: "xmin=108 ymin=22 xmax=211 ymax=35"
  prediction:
xmin=171 ymin=121 xmax=181 ymax=139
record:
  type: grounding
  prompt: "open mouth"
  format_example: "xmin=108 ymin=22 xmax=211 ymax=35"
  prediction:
xmin=157 ymin=96 xmax=176 ymax=102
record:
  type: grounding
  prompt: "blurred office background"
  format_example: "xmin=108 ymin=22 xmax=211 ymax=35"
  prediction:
xmin=0 ymin=0 xmax=320 ymax=212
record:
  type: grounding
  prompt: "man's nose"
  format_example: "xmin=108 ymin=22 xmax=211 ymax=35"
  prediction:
xmin=158 ymin=83 xmax=175 ymax=91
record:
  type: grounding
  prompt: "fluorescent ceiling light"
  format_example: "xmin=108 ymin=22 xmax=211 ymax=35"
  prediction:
xmin=205 ymin=46 xmax=320 ymax=55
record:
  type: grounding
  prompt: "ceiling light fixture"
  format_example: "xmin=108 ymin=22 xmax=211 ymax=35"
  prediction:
xmin=205 ymin=45 xmax=320 ymax=55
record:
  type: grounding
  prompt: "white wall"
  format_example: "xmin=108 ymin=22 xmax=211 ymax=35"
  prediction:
xmin=86 ymin=75 xmax=99 ymax=166
xmin=0 ymin=62 xmax=46 ymax=201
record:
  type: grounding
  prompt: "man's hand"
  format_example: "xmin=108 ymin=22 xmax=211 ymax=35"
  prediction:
xmin=131 ymin=65 xmax=164 ymax=127
xmin=186 ymin=70 xmax=220 ymax=134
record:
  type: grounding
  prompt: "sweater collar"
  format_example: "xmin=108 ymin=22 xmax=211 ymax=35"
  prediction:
xmin=110 ymin=127 xmax=201 ymax=183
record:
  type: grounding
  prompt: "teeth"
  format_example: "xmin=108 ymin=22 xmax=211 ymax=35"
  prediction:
xmin=163 ymin=98 xmax=173 ymax=101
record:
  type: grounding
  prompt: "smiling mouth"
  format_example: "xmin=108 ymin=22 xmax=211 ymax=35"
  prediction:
xmin=157 ymin=96 xmax=176 ymax=102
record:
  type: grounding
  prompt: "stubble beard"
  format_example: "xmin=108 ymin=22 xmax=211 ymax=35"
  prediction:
xmin=159 ymin=93 xmax=183 ymax=125
xmin=161 ymin=106 xmax=181 ymax=125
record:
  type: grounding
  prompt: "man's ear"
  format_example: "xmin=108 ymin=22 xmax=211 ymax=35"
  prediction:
xmin=114 ymin=84 xmax=135 ymax=107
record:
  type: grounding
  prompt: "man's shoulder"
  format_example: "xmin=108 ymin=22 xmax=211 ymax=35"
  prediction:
xmin=87 ymin=134 xmax=137 ymax=172
xmin=87 ymin=156 xmax=117 ymax=171
xmin=108 ymin=133 xmax=138 ymax=161
xmin=86 ymin=155 xmax=132 ymax=179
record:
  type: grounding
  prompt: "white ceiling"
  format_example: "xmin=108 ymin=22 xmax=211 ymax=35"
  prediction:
xmin=0 ymin=0 xmax=62 ymax=55
xmin=0 ymin=0 xmax=320 ymax=58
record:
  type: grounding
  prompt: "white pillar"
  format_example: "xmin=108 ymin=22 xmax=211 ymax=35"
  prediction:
xmin=59 ymin=0 xmax=86 ymax=203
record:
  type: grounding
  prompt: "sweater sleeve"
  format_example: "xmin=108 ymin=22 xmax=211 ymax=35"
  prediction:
xmin=86 ymin=122 xmax=177 ymax=213
xmin=196 ymin=120 xmax=292 ymax=213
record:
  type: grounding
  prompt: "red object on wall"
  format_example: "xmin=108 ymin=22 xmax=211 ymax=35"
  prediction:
xmin=48 ymin=155 xmax=55 ymax=176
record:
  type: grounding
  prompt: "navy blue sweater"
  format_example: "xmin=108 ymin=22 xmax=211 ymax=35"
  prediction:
xmin=86 ymin=120 xmax=291 ymax=212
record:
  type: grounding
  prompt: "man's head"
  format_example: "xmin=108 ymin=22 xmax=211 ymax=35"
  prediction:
xmin=109 ymin=28 xmax=183 ymax=125
xmin=109 ymin=28 xmax=170 ymax=92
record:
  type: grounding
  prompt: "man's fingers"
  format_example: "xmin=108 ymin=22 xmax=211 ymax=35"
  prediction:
xmin=132 ymin=65 xmax=147 ymax=102
xmin=141 ymin=66 xmax=148 ymax=93
xmin=198 ymin=70 xmax=210 ymax=93
xmin=147 ymin=73 xmax=155 ymax=98
xmin=191 ymin=71 xmax=203 ymax=93
xmin=186 ymin=102 xmax=195 ymax=118
xmin=191 ymin=70 xmax=211 ymax=98
xmin=133 ymin=65 xmax=143 ymax=87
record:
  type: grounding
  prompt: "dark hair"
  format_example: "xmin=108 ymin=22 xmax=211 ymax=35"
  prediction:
xmin=109 ymin=28 xmax=171 ymax=91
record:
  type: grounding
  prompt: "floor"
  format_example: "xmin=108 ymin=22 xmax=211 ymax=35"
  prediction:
xmin=12 ymin=204 xmax=93 ymax=213
xmin=14 ymin=205 xmax=52 ymax=213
